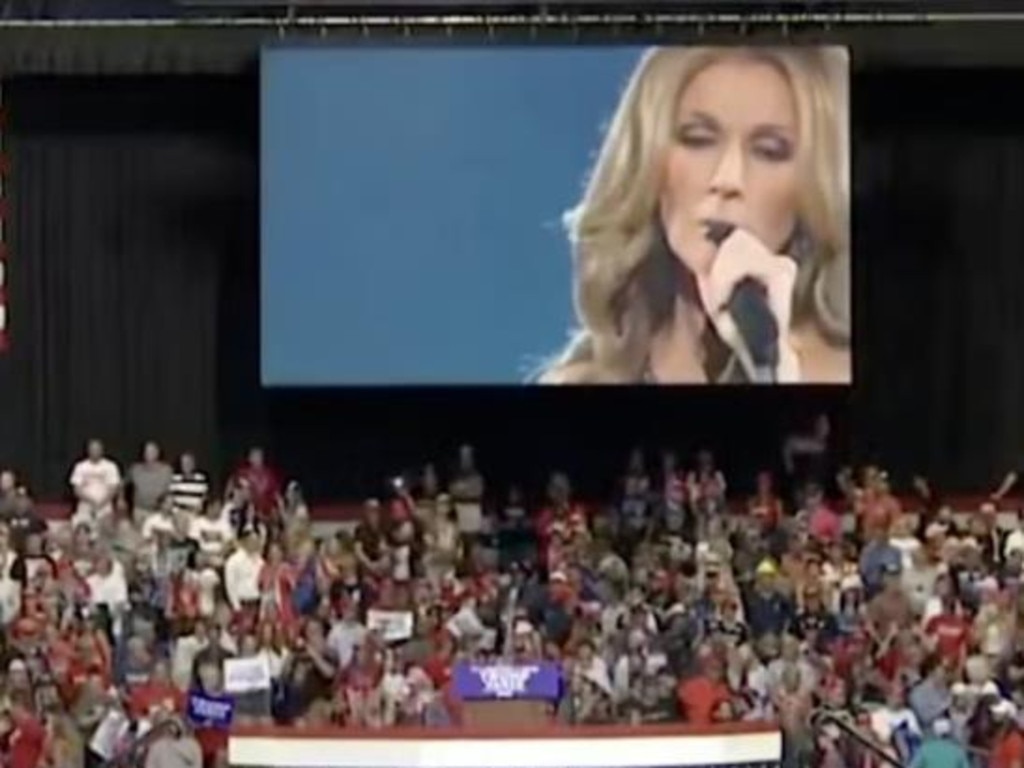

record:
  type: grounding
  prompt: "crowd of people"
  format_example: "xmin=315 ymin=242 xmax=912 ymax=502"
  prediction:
xmin=0 ymin=424 xmax=1021 ymax=768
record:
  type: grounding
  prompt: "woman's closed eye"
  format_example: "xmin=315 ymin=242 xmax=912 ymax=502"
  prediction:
xmin=673 ymin=124 xmax=717 ymax=148
xmin=751 ymin=133 xmax=795 ymax=163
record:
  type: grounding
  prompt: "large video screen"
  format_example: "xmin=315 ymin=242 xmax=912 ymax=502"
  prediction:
xmin=261 ymin=46 xmax=850 ymax=386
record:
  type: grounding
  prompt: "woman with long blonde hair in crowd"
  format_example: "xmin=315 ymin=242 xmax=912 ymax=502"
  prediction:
xmin=542 ymin=46 xmax=850 ymax=385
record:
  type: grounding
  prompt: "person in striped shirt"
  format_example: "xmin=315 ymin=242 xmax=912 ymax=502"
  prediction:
xmin=168 ymin=452 xmax=209 ymax=517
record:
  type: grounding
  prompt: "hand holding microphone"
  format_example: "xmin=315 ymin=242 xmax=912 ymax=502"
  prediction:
xmin=697 ymin=223 xmax=800 ymax=383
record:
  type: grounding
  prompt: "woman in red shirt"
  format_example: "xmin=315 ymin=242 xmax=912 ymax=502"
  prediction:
xmin=925 ymin=595 xmax=972 ymax=666
xmin=129 ymin=660 xmax=184 ymax=721
xmin=2 ymin=702 xmax=46 ymax=768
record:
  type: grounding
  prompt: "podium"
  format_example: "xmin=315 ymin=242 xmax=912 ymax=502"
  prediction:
xmin=453 ymin=662 xmax=560 ymax=728
xmin=462 ymin=698 xmax=550 ymax=727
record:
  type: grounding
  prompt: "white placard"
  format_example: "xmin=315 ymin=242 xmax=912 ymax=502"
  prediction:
xmin=224 ymin=655 xmax=272 ymax=694
xmin=89 ymin=709 xmax=129 ymax=760
xmin=366 ymin=609 xmax=414 ymax=643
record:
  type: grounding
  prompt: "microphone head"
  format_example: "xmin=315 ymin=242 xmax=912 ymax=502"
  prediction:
xmin=704 ymin=220 xmax=736 ymax=247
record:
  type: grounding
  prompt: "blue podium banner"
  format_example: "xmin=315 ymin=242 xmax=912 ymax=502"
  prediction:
xmin=452 ymin=661 xmax=562 ymax=701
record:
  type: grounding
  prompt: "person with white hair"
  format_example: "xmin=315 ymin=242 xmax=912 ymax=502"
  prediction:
xmin=908 ymin=717 xmax=970 ymax=768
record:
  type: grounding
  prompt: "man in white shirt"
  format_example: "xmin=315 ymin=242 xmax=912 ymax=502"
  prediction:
xmin=188 ymin=502 xmax=235 ymax=568
xmin=224 ymin=528 xmax=264 ymax=612
xmin=327 ymin=600 xmax=367 ymax=668
xmin=87 ymin=551 xmax=129 ymax=637
xmin=70 ymin=439 xmax=122 ymax=531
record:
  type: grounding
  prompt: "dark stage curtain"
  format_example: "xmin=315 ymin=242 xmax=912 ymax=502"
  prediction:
xmin=851 ymin=69 xmax=1024 ymax=491
xmin=0 ymin=77 xmax=255 ymax=498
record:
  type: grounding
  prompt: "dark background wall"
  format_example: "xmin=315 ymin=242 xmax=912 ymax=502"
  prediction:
xmin=0 ymin=67 xmax=1021 ymax=502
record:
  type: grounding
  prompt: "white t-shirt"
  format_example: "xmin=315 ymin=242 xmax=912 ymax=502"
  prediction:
xmin=224 ymin=549 xmax=264 ymax=610
xmin=190 ymin=568 xmax=221 ymax=618
xmin=922 ymin=596 xmax=944 ymax=624
xmin=870 ymin=706 xmax=921 ymax=744
xmin=87 ymin=565 xmax=129 ymax=609
xmin=890 ymin=536 xmax=922 ymax=572
xmin=189 ymin=515 xmax=235 ymax=558
xmin=86 ymin=561 xmax=130 ymax=637
xmin=70 ymin=458 xmax=122 ymax=519
xmin=258 ymin=648 xmax=288 ymax=680
xmin=141 ymin=513 xmax=176 ymax=542
xmin=391 ymin=544 xmax=412 ymax=582
xmin=1005 ymin=529 xmax=1024 ymax=559
xmin=327 ymin=620 xmax=367 ymax=668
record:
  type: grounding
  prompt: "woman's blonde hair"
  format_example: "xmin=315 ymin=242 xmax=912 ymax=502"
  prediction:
xmin=543 ymin=46 xmax=850 ymax=383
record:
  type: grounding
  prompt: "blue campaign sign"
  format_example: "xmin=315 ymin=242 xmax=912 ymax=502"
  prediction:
xmin=187 ymin=691 xmax=235 ymax=730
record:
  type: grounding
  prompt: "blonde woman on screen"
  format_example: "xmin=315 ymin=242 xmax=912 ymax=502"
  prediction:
xmin=541 ymin=46 xmax=851 ymax=385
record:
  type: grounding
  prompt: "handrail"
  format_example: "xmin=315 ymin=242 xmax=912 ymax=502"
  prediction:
xmin=810 ymin=708 xmax=903 ymax=768
xmin=230 ymin=721 xmax=781 ymax=738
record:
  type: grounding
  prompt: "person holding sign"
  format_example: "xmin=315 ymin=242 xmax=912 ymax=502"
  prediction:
xmin=277 ymin=620 xmax=338 ymax=724
xmin=226 ymin=636 xmax=274 ymax=725
xmin=187 ymin=659 xmax=233 ymax=768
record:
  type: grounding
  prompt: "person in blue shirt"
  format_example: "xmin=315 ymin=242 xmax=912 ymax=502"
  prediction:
xmin=909 ymin=657 xmax=953 ymax=731
xmin=743 ymin=559 xmax=794 ymax=639
xmin=859 ymin=529 xmax=902 ymax=598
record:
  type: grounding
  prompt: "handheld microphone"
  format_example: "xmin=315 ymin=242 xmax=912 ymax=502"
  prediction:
xmin=704 ymin=221 xmax=780 ymax=381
